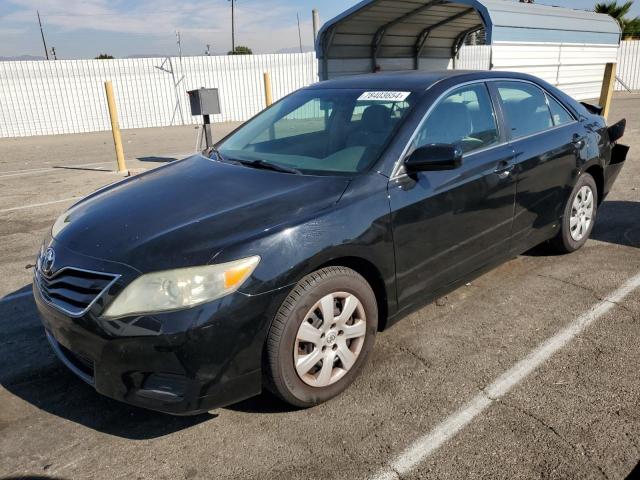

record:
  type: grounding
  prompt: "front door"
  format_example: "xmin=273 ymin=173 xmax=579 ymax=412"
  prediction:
xmin=389 ymin=82 xmax=516 ymax=309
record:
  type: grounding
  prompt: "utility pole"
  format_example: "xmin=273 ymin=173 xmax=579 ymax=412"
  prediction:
xmin=297 ymin=13 xmax=303 ymax=53
xmin=229 ymin=0 xmax=236 ymax=53
xmin=312 ymin=9 xmax=320 ymax=45
xmin=37 ymin=11 xmax=50 ymax=60
xmin=175 ymin=31 xmax=182 ymax=63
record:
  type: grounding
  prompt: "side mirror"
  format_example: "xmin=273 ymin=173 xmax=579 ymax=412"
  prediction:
xmin=404 ymin=143 xmax=463 ymax=172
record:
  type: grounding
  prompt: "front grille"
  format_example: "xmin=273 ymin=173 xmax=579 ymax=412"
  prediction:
xmin=35 ymin=267 xmax=119 ymax=317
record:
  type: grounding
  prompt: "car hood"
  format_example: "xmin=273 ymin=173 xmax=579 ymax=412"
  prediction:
xmin=53 ymin=155 xmax=350 ymax=272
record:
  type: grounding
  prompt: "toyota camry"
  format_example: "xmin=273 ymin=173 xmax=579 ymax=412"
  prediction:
xmin=34 ymin=70 xmax=628 ymax=414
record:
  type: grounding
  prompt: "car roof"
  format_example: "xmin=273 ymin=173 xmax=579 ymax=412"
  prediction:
xmin=306 ymin=70 xmax=541 ymax=93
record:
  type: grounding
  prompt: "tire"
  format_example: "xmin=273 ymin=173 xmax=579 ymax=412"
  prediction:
xmin=550 ymin=172 xmax=598 ymax=253
xmin=264 ymin=266 xmax=378 ymax=407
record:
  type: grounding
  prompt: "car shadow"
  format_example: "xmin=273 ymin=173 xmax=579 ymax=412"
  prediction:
xmin=590 ymin=200 xmax=640 ymax=248
xmin=524 ymin=200 xmax=640 ymax=256
xmin=3 ymin=477 xmax=70 ymax=480
xmin=625 ymin=460 xmax=640 ymax=480
xmin=224 ymin=390 xmax=298 ymax=414
xmin=0 ymin=287 xmax=215 ymax=440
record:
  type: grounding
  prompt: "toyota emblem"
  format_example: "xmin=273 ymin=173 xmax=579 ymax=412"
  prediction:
xmin=42 ymin=247 xmax=55 ymax=275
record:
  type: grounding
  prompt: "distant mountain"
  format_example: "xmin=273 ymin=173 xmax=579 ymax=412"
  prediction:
xmin=0 ymin=55 xmax=46 ymax=61
xmin=275 ymin=46 xmax=315 ymax=54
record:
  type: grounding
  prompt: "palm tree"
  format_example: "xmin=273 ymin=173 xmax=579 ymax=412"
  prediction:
xmin=595 ymin=1 xmax=640 ymax=38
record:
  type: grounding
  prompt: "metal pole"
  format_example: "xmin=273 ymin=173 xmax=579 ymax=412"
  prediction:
xmin=263 ymin=72 xmax=273 ymax=107
xmin=203 ymin=114 xmax=213 ymax=150
xmin=176 ymin=31 xmax=182 ymax=64
xmin=297 ymin=13 xmax=303 ymax=53
xmin=37 ymin=11 xmax=49 ymax=60
xmin=312 ymin=9 xmax=320 ymax=45
xmin=104 ymin=81 xmax=127 ymax=173
xmin=231 ymin=0 xmax=236 ymax=53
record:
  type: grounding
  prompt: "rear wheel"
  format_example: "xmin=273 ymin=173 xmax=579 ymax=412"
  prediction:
xmin=551 ymin=173 xmax=598 ymax=253
xmin=264 ymin=266 xmax=378 ymax=407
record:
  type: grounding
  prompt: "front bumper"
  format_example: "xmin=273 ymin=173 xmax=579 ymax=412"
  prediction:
xmin=33 ymin=245 xmax=288 ymax=415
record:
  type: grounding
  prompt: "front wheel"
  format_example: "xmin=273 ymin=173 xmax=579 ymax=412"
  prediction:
xmin=264 ymin=266 xmax=378 ymax=407
xmin=551 ymin=173 xmax=598 ymax=253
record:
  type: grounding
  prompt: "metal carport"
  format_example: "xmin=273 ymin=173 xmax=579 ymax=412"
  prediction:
xmin=316 ymin=0 xmax=621 ymax=99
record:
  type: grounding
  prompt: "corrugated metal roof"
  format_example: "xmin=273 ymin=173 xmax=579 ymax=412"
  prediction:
xmin=316 ymin=0 xmax=621 ymax=79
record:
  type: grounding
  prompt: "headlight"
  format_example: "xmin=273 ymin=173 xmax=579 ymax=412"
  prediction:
xmin=102 ymin=256 xmax=260 ymax=319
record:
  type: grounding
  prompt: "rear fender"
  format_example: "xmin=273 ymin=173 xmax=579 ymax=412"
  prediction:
xmin=608 ymin=118 xmax=626 ymax=143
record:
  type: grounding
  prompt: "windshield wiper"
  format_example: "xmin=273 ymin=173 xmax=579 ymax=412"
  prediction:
xmin=208 ymin=145 xmax=226 ymax=162
xmin=236 ymin=159 xmax=302 ymax=175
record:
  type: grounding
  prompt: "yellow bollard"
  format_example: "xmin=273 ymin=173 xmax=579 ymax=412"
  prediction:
xmin=263 ymin=72 xmax=273 ymax=107
xmin=104 ymin=81 xmax=127 ymax=173
xmin=598 ymin=62 xmax=616 ymax=121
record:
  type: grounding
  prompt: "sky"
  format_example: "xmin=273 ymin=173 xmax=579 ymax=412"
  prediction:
xmin=1 ymin=0 xmax=639 ymax=59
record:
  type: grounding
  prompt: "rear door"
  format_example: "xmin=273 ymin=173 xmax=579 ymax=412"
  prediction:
xmin=389 ymin=82 xmax=517 ymax=308
xmin=491 ymin=80 xmax=583 ymax=251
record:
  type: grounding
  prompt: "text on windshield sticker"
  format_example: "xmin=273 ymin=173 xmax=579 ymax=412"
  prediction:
xmin=357 ymin=91 xmax=411 ymax=102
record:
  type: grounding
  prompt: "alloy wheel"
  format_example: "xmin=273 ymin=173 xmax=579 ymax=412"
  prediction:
xmin=570 ymin=185 xmax=594 ymax=242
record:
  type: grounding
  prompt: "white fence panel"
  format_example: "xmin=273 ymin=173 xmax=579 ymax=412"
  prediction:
xmin=491 ymin=42 xmax=618 ymax=100
xmin=454 ymin=45 xmax=491 ymax=70
xmin=1 ymin=43 xmax=638 ymax=138
xmin=0 ymin=52 xmax=318 ymax=138
xmin=617 ymin=40 xmax=640 ymax=91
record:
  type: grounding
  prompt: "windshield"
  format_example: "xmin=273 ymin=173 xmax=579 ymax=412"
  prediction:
xmin=218 ymin=88 xmax=418 ymax=175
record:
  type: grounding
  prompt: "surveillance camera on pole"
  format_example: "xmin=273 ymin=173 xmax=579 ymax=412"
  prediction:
xmin=188 ymin=88 xmax=221 ymax=152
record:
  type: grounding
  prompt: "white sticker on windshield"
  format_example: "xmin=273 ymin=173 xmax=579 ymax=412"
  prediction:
xmin=357 ymin=91 xmax=411 ymax=102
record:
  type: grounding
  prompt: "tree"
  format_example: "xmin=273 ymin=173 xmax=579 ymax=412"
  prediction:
xmin=95 ymin=53 xmax=115 ymax=59
xmin=227 ymin=45 xmax=252 ymax=55
xmin=595 ymin=1 xmax=640 ymax=38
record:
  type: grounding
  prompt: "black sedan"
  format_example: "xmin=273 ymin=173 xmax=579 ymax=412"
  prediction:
xmin=34 ymin=70 xmax=628 ymax=414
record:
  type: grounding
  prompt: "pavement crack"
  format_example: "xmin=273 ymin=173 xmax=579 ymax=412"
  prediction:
xmin=537 ymin=273 xmax=639 ymax=322
xmin=498 ymin=399 xmax=609 ymax=480
xmin=605 ymin=299 xmax=639 ymax=322
xmin=388 ymin=340 xmax=432 ymax=370
xmin=536 ymin=273 xmax=603 ymax=302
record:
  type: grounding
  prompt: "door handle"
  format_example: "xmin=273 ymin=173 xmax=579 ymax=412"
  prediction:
xmin=494 ymin=160 xmax=514 ymax=179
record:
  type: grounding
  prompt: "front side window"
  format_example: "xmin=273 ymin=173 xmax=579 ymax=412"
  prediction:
xmin=219 ymin=89 xmax=418 ymax=175
xmin=496 ymin=81 xmax=553 ymax=139
xmin=413 ymin=83 xmax=500 ymax=155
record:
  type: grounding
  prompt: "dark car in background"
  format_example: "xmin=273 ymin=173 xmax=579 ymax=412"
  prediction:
xmin=33 ymin=70 xmax=628 ymax=414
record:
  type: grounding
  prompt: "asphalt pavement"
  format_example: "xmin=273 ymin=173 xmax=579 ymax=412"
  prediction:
xmin=0 ymin=96 xmax=638 ymax=480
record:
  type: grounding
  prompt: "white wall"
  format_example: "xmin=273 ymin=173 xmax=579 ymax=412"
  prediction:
xmin=0 ymin=53 xmax=318 ymax=138
xmin=491 ymin=42 xmax=619 ymax=100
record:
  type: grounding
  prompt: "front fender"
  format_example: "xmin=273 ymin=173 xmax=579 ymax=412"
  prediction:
xmin=225 ymin=173 xmax=397 ymax=313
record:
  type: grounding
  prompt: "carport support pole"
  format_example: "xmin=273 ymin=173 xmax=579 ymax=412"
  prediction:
xmin=599 ymin=62 xmax=616 ymax=121
xmin=104 ymin=81 xmax=127 ymax=173
xmin=263 ymin=72 xmax=273 ymax=107
xmin=312 ymin=9 xmax=320 ymax=44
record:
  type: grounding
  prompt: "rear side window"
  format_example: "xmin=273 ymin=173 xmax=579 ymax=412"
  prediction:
xmin=546 ymin=94 xmax=574 ymax=126
xmin=414 ymin=83 xmax=500 ymax=155
xmin=495 ymin=82 xmax=553 ymax=139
